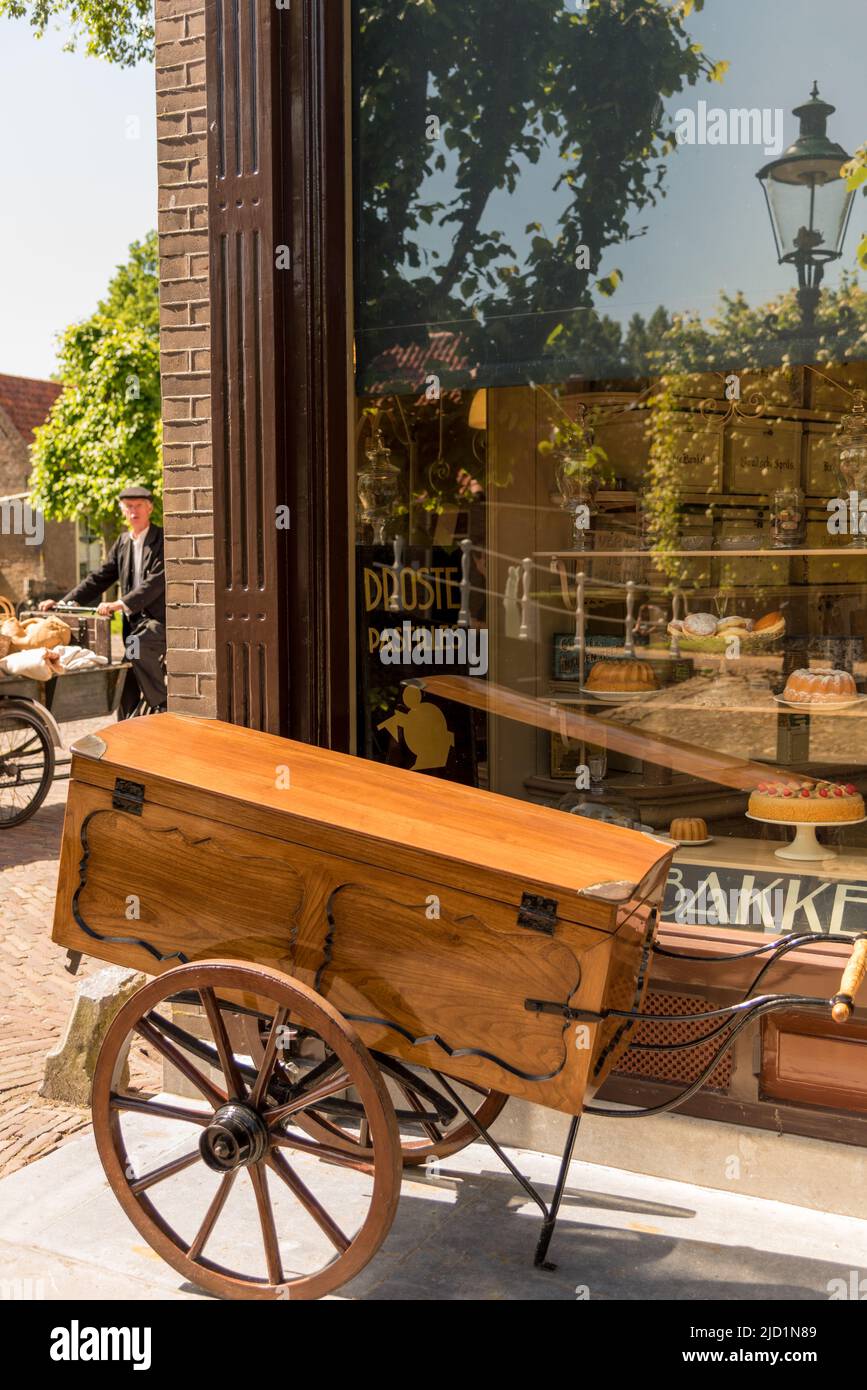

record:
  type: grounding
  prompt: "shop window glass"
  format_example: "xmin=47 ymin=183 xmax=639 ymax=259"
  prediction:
xmin=350 ymin=0 xmax=867 ymax=941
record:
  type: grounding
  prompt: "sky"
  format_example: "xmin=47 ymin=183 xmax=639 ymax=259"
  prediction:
xmin=0 ymin=17 xmax=158 ymax=381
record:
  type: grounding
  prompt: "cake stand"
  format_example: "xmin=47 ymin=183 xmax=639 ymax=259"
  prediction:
xmin=745 ymin=812 xmax=867 ymax=862
xmin=579 ymin=688 xmax=659 ymax=705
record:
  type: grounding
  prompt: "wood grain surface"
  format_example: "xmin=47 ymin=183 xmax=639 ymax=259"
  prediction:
xmin=63 ymin=714 xmax=673 ymax=927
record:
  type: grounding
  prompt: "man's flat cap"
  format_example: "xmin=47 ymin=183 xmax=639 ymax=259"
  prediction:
xmin=119 ymin=485 xmax=154 ymax=501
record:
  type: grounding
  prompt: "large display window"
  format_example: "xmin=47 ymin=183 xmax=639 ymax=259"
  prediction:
xmin=348 ymin=0 xmax=867 ymax=964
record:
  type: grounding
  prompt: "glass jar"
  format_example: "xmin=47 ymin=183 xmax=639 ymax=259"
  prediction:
xmin=357 ymin=429 xmax=402 ymax=544
xmin=836 ymin=399 xmax=867 ymax=550
xmin=555 ymin=439 xmax=599 ymax=551
xmin=771 ymin=486 xmax=806 ymax=549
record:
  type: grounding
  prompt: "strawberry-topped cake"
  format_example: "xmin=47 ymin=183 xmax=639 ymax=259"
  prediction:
xmin=749 ymin=779 xmax=865 ymax=823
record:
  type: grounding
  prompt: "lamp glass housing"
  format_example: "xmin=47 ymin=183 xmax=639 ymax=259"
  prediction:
xmin=761 ymin=159 xmax=854 ymax=264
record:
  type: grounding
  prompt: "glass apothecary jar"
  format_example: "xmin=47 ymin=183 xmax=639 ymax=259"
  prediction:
xmin=357 ymin=429 xmax=402 ymax=544
xmin=836 ymin=399 xmax=867 ymax=550
xmin=771 ymin=486 xmax=806 ymax=549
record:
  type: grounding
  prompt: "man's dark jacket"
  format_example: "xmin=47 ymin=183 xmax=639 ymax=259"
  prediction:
xmin=63 ymin=525 xmax=166 ymax=637
xmin=63 ymin=525 xmax=166 ymax=714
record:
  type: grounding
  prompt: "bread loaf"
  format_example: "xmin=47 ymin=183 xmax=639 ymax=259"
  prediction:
xmin=15 ymin=617 xmax=72 ymax=650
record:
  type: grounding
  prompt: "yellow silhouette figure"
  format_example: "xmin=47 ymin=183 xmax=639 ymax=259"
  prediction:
xmin=377 ymin=686 xmax=454 ymax=771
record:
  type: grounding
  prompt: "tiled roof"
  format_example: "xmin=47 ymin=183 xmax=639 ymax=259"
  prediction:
xmin=0 ymin=373 xmax=63 ymax=445
xmin=366 ymin=331 xmax=473 ymax=399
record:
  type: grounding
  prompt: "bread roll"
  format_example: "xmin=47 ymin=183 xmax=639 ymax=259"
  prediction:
xmin=1 ymin=618 xmax=26 ymax=642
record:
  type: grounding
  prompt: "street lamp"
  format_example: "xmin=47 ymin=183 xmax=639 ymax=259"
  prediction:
xmin=757 ymin=83 xmax=855 ymax=329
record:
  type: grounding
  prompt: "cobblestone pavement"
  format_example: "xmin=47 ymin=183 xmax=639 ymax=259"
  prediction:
xmin=0 ymin=715 xmax=158 ymax=1180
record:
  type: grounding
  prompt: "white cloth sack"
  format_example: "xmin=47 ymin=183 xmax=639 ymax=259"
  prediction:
xmin=0 ymin=646 xmax=58 ymax=681
xmin=52 ymin=645 xmax=109 ymax=673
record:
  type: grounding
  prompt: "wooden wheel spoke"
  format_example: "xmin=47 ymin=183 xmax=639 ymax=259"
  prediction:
xmin=130 ymin=1148 xmax=201 ymax=1195
xmin=266 ymin=1151 xmax=350 ymax=1254
xmin=188 ymin=1171 xmax=237 ymax=1261
xmin=136 ymin=1016 xmax=226 ymax=1109
xmin=399 ymin=1082 xmax=443 ymax=1143
xmin=265 ymin=1071 xmax=351 ymax=1126
xmin=249 ymin=1163 xmax=284 ymax=1286
xmin=110 ymin=1093 xmax=211 ymax=1127
xmin=199 ymin=987 xmax=246 ymax=1100
xmin=251 ymin=1008 xmax=289 ymax=1110
xmin=93 ymin=962 xmax=401 ymax=1300
xmin=270 ymin=1129 xmax=375 ymax=1174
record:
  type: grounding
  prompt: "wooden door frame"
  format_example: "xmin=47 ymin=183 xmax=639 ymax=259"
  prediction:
xmin=206 ymin=0 xmax=352 ymax=748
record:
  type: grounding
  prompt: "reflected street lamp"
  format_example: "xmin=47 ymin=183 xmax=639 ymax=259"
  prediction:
xmin=757 ymin=83 xmax=855 ymax=330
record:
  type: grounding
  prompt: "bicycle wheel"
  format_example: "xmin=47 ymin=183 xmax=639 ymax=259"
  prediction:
xmin=0 ymin=706 xmax=55 ymax=827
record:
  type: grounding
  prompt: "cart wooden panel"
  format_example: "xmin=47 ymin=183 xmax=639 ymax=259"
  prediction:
xmin=52 ymin=714 xmax=674 ymax=1115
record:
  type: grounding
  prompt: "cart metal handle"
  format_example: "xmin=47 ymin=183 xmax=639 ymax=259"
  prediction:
xmin=831 ymin=935 xmax=867 ymax=1024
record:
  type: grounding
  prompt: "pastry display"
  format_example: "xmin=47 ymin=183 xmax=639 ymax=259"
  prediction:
xmin=670 ymin=816 xmax=708 ymax=842
xmin=585 ymin=660 xmax=659 ymax=693
xmin=665 ymin=609 xmax=786 ymax=650
xmin=0 ymin=634 xmax=12 ymax=660
xmin=782 ymin=668 xmax=858 ymax=706
xmin=749 ymin=780 xmax=865 ymax=823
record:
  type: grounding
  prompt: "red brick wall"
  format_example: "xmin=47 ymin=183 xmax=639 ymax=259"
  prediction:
xmin=155 ymin=0 xmax=216 ymax=716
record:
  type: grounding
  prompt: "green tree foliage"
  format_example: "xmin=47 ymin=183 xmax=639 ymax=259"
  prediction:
xmin=29 ymin=235 xmax=162 ymax=544
xmin=843 ymin=143 xmax=867 ymax=271
xmin=97 ymin=231 xmax=160 ymax=337
xmin=0 ymin=0 xmax=154 ymax=66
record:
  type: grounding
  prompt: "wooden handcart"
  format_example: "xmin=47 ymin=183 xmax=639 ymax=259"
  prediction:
xmin=50 ymin=714 xmax=867 ymax=1300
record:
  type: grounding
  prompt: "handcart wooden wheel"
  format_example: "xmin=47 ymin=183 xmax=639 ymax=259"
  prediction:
xmin=91 ymin=961 xmax=402 ymax=1301
xmin=237 ymin=1012 xmax=508 ymax=1166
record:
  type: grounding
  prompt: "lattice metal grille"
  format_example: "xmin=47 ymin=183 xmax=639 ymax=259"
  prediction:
xmin=614 ymin=990 xmax=733 ymax=1092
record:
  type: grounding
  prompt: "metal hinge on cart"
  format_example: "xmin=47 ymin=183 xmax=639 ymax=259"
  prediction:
xmin=112 ymin=778 xmax=145 ymax=815
xmin=517 ymin=893 xmax=558 ymax=935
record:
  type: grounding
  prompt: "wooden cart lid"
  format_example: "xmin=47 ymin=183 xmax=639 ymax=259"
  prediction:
xmin=70 ymin=715 xmax=673 ymax=930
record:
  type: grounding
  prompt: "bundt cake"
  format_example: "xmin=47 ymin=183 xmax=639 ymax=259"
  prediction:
xmin=782 ymin=668 xmax=857 ymax=705
xmin=670 ymin=817 xmax=708 ymax=842
xmin=585 ymin=660 xmax=659 ymax=693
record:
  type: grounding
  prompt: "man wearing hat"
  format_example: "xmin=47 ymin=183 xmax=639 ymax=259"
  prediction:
xmin=40 ymin=485 xmax=166 ymax=718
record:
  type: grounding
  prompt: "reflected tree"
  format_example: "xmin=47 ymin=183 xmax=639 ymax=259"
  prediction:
xmin=354 ymin=0 xmax=725 ymax=386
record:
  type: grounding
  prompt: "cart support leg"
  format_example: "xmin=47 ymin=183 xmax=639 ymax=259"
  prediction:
xmin=533 ymin=1114 xmax=581 ymax=1271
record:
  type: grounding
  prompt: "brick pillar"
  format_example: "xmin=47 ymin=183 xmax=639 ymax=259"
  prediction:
xmin=155 ymin=0 xmax=216 ymax=717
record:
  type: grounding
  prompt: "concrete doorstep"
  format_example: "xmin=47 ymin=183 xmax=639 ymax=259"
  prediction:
xmin=0 ymin=1102 xmax=864 ymax=1302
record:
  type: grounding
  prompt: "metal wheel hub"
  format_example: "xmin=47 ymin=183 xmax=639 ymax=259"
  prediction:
xmin=200 ymin=1102 xmax=269 ymax=1172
